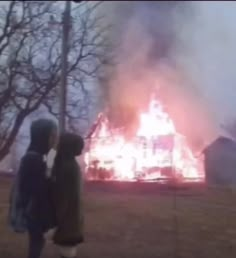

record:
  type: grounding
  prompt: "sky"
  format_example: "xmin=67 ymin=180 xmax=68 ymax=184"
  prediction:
xmin=173 ymin=1 xmax=236 ymax=123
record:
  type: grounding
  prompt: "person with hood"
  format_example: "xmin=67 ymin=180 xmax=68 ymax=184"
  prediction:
xmin=9 ymin=118 xmax=58 ymax=258
xmin=51 ymin=132 xmax=85 ymax=258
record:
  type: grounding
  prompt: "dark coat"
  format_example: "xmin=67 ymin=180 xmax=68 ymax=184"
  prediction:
xmin=18 ymin=119 xmax=57 ymax=232
xmin=52 ymin=133 xmax=84 ymax=246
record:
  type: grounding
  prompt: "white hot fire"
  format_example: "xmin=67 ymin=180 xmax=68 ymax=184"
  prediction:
xmin=84 ymin=97 xmax=205 ymax=182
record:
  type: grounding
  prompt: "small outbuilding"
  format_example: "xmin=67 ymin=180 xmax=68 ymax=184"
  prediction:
xmin=203 ymin=136 xmax=236 ymax=186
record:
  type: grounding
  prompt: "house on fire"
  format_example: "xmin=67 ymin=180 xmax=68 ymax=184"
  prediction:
xmin=203 ymin=136 xmax=236 ymax=186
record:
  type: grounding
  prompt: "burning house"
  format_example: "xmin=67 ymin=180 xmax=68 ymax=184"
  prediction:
xmin=84 ymin=97 xmax=205 ymax=183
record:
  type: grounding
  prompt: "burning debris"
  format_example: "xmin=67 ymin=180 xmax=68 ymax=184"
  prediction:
xmin=84 ymin=97 xmax=205 ymax=183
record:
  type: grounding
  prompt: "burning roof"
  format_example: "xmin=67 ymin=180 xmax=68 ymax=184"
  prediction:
xmin=84 ymin=97 xmax=205 ymax=183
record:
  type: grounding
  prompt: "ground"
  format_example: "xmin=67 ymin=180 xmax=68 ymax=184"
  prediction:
xmin=1 ymin=177 xmax=236 ymax=258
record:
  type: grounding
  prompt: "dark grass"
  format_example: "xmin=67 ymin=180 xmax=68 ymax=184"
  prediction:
xmin=1 ymin=177 xmax=236 ymax=258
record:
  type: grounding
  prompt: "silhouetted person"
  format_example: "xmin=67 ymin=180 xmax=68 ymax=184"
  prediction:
xmin=52 ymin=133 xmax=85 ymax=258
xmin=9 ymin=118 xmax=58 ymax=258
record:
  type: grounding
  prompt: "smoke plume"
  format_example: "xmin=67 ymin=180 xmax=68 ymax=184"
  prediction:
xmin=98 ymin=1 xmax=236 ymax=149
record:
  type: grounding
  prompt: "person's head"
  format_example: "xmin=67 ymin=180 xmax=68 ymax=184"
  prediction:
xmin=56 ymin=132 xmax=84 ymax=160
xmin=28 ymin=118 xmax=58 ymax=155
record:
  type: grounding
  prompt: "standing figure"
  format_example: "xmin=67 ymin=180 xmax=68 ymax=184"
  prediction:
xmin=52 ymin=133 xmax=85 ymax=258
xmin=9 ymin=118 xmax=58 ymax=258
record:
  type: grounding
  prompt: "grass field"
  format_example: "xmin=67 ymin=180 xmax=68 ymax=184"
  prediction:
xmin=1 ymin=177 xmax=236 ymax=258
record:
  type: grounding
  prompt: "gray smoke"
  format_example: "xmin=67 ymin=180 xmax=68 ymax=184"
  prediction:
xmin=173 ymin=1 xmax=236 ymax=128
xmin=98 ymin=1 xmax=236 ymax=150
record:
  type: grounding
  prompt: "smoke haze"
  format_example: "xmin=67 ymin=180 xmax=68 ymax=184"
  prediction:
xmin=97 ymin=1 xmax=236 ymax=149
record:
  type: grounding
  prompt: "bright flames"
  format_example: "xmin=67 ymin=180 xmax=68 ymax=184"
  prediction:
xmin=84 ymin=98 xmax=205 ymax=182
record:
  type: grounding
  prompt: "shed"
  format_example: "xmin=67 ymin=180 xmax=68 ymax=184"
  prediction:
xmin=203 ymin=136 xmax=236 ymax=186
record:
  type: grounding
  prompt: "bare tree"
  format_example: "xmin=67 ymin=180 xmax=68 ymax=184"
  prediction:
xmin=0 ymin=1 xmax=108 ymax=161
xmin=44 ymin=2 xmax=109 ymax=131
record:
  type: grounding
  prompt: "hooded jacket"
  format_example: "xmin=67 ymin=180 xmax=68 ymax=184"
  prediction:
xmin=52 ymin=133 xmax=84 ymax=246
xmin=19 ymin=119 xmax=57 ymax=232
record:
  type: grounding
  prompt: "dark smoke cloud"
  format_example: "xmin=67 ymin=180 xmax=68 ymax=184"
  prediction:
xmin=98 ymin=1 xmax=233 ymax=150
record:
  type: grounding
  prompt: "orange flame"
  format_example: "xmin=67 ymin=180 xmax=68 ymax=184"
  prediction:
xmin=84 ymin=97 xmax=205 ymax=182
